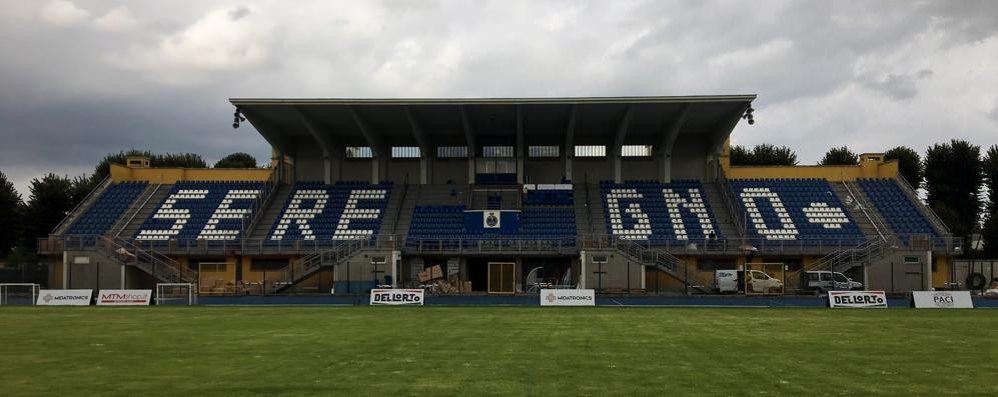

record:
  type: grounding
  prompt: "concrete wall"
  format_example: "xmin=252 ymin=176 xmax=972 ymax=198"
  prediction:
xmin=582 ymin=250 xmax=644 ymax=291
xmin=110 ymin=164 xmax=273 ymax=184
xmin=432 ymin=159 xmax=469 ymax=184
xmin=523 ymin=159 xmax=564 ymax=184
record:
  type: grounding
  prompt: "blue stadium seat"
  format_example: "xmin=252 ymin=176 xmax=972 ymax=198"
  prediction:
xmin=857 ymin=179 xmax=939 ymax=239
xmin=599 ymin=180 xmax=721 ymax=245
xmin=65 ymin=181 xmax=148 ymax=236
xmin=134 ymin=181 xmax=265 ymax=242
xmin=265 ymin=181 xmax=393 ymax=243
xmin=729 ymin=178 xmax=864 ymax=245
xmin=406 ymin=187 xmax=577 ymax=247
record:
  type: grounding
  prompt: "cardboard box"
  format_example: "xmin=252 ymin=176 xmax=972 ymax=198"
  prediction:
xmin=417 ymin=270 xmax=431 ymax=283
xmin=430 ymin=265 xmax=444 ymax=280
xmin=463 ymin=281 xmax=472 ymax=292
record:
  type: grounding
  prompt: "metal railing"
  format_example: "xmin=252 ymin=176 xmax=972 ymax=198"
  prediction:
xmin=717 ymin=171 xmax=746 ymax=237
xmin=268 ymin=236 xmax=384 ymax=293
xmin=807 ymin=236 xmax=894 ymax=273
xmin=894 ymin=174 xmax=952 ymax=235
xmin=50 ymin=176 xmax=113 ymax=236
xmin=95 ymin=236 xmax=197 ymax=284
xmin=406 ymin=236 xmax=578 ymax=254
xmin=841 ymin=180 xmax=890 ymax=242
xmin=112 ymin=183 xmax=162 ymax=238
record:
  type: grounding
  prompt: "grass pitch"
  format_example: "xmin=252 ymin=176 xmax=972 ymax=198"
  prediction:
xmin=2 ymin=307 xmax=997 ymax=396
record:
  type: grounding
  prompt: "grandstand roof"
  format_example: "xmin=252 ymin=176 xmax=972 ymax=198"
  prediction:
xmin=230 ymin=95 xmax=756 ymax=149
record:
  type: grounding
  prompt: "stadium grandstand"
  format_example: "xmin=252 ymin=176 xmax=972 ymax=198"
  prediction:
xmin=35 ymin=95 xmax=961 ymax=296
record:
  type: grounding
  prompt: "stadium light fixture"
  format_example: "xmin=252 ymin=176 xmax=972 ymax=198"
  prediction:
xmin=232 ymin=108 xmax=246 ymax=129
xmin=742 ymin=106 xmax=755 ymax=125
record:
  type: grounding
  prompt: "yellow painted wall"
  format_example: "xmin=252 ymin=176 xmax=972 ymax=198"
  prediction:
xmin=110 ymin=164 xmax=273 ymax=184
xmin=719 ymin=139 xmax=899 ymax=181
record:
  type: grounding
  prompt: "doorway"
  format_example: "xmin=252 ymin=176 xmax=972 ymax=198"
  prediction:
xmin=488 ymin=262 xmax=515 ymax=294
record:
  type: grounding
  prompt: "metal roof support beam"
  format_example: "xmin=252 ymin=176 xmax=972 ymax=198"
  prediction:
xmin=461 ymin=107 xmax=477 ymax=184
xmin=708 ymin=104 xmax=750 ymax=181
xmin=656 ymin=104 xmax=690 ymax=183
xmin=516 ymin=106 xmax=524 ymax=184
xmin=295 ymin=106 xmax=340 ymax=184
xmin=563 ymin=106 xmax=576 ymax=182
xmin=350 ymin=106 xmax=388 ymax=183
xmin=405 ymin=106 xmax=432 ymax=184
xmin=241 ymin=107 xmax=293 ymax=184
xmin=612 ymin=106 xmax=633 ymax=183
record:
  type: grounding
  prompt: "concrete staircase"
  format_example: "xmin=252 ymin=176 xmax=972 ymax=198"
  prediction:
xmin=379 ymin=184 xmax=406 ymax=237
xmin=247 ymin=184 xmax=293 ymax=239
xmin=573 ymin=183 xmax=593 ymax=234
xmin=829 ymin=182 xmax=891 ymax=242
xmin=390 ymin=184 xmax=420 ymax=240
xmin=585 ymin=182 xmax=606 ymax=235
xmin=114 ymin=184 xmax=173 ymax=239
xmin=700 ymin=182 xmax=741 ymax=240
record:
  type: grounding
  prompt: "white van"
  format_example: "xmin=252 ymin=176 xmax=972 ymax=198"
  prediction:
xmin=715 ymin=270 xmax=784 ymax=294
xmin=801 ymin=271 xmax=862 ymax=293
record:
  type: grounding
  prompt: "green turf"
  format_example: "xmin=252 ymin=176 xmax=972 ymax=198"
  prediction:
xmin=1 ymin=307 xmax=996 ymax=396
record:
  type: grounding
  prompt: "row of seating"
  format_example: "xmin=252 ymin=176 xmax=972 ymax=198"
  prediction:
xmin=65 ymin=181 xmax=147 ymax=236
xmin=599 ymin=180 xmax=721 ymax=243
xmin=729 ymin=179 xmax=864 ymax=243
xmin=266 ymin=181 xmax=393 ymax=241
xmin=857 ymin=179 xmax=939 ymax=237
xmin=135 ymin=181 xmax=264 ymax=241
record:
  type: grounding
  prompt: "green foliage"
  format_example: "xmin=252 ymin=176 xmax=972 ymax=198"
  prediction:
xmin=20 ymin=174 xmax=74 ymax=247
xmin=981 ymin=145 xmax=998 ymax=255
xmin=925 ymin=139 xmax=983 ymax=238
xmin=214 ymin=152 xmax=258 ymax=168
xmin=884 ymin=146 xmax=923 ymax=188
xmin=819 ymin=146 xmax=859 ymax=166
xmin=0 ymin=170 xmax=22 ymax=259
xmin=729 ymin=144 xmax=798 ymax=166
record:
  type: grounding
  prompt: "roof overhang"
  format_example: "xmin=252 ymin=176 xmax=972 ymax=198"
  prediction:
xmin=229 ymin=95 xmax=756 ymax=150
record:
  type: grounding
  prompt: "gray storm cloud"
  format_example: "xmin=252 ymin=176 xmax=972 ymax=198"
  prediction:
xmin=1 ymin=0 xmax=998 ymax=194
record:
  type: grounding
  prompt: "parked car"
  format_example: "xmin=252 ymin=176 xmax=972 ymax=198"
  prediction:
xmin=801 ymin=271 xmax=862 ymax=293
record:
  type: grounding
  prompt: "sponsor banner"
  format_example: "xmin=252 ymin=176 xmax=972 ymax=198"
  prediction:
xmin=370 ymin=289 xmax=424 ymax=305
xmin=37 ymin=289 xmax=93 ymax=306
xmin=96 ymin=290 xmax=152 ymax=306
xmin=828 ymin=291 xmax=888 ymax=308
xmin=540 ymin=289 xmax=596 ymax=306
xmin=912 ymin=291 xmax=973 ymax=309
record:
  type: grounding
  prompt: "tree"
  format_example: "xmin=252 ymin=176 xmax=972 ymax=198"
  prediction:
xmin=69 ymin=174 xmax=100 ymax=207
xmin=981 ymin=145 xmax=998 ymax=256
xmin=92 ymin=150 xmax=208 ymax=180
xmin=819 ymin=146 xmax=859 ymax=166
xmin=729 ymin=145 xmax=752 ymax=166
xmin=214 ymin=152 xmax=258 ymax=168
xmin=20 ymin=174 xmax=74 ymax=248
xmin=884 ymin=146 xmax=923 ymax=188
xmin=730 ymin=144 xmax=798 ymax=166
xmin=924 ymin=139 xmax=983 ymax=239
xmin=751 ymin=144 xmax=798 ymax=166
xmin=0 ymin=170 xmax=22 ymax=259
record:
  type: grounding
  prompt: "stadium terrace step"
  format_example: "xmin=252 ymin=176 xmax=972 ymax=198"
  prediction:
xmin=728 ymin=178 xmax=865 ymax=246
xmin=63 ymin=181 xmax=148 ymax=237
xmin=599 ymin=180 xmax=723 ymax=246
xmin=134 ymin=181 xmax=266 ymax=243
xmin=263 ymin=181 xmax=393 ymax=243
xmin=249 ymin=184 xmax=293 ymax=239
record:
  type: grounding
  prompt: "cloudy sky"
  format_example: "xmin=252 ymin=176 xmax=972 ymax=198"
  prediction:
xmin=1 ymin=0 xmax=997 ymax=196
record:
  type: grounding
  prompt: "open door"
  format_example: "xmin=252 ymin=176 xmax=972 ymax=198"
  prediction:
xmin=488 ymin=262 xmax=515 ymax=294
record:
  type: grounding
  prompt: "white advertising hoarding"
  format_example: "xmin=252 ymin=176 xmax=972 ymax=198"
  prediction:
xmin=540 ymin=289 xmax=595 ymax=306
xmin=36 ymin=289 xmax=93 ymax=306
xmin=369 ymin=289 xmax=424 ymax=305
xmin=96 ymin=290 xmax=152 ymax=306
xmin=911 ymin=291 xmax=973 ymax=309
xmin=828 ymin=291 xmax=888 ymax=308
